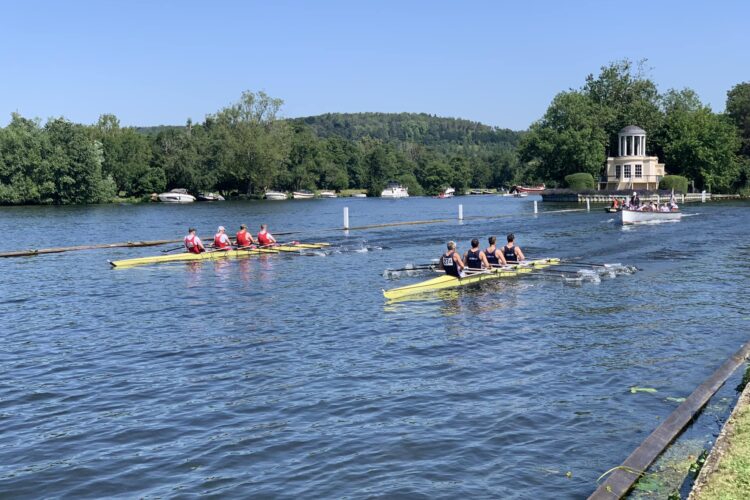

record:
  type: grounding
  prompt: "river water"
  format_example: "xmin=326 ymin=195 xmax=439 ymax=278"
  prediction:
xmin=1 ymin=196 xmax=748 ymax=498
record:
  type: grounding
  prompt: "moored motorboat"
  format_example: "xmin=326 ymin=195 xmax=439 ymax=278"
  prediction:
xmin=157 ymin=188 xmax=196 ymax=203
xmin=293 ymin=190 xmax=315 ymax=199
xmin=512 ymin=184 xmax=546 ymax=193
xmin=110 ymin=242 xmax=330 ymax=268
xmin=381 ymin=182 xmax=409 ymax=198
xmin=621 ymin=208 xmax=681 ymax=225
xmin=197 ymin=192 xmax=225 ymax=201
xmin=264 ymin=190 xmax=288 ymax=200
xmin=383 ymin=258 xmax=560 ymax=300
xmin=436 ymin=187 xmax=455 ymax=198
xmin=351 ymin=193 xmax=367 ymax=198
xmin=319 ymin=190 xmax=338 ymax=198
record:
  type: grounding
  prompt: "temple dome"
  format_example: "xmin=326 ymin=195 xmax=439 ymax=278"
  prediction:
xmin=619 ymin=125 xmax=646 ymax=135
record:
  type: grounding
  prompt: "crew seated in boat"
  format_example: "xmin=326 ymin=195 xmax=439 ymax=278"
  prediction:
xmin=236 ymin=224 xmax=255 ymax=248
xmin=483 ymin=236 xmax=508 ymax=267
xmin=659 ymin=204 xmax=671 ymax=212
xmin=611 ymin=198 xmax=620 ymax=209
xmin=464 ymin=238 xmax=491 ymax=270
xmin=213 ymin=226 xmax=233 ymax=250
xmin=184 ymin=227 xmax=205 ymax=254
xmin=257 ymin=224 xmax=277 ymax=246
xmin=439 ymin=241 xmax=465 ymax=277
xmin=503 ymin=233 xmax=525 ymax=263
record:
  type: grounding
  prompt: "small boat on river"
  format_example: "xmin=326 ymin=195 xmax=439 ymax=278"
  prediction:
xmin=621 ymin=208 xmax=681 ymax=225
xmin=293 ymin=190 xmax=315 ymax=199
xmin=319 ymin=190 xmax=338 ymax=198
xmin=265 ymin=190 xmax=288 ymax=200
xmin=157 ymin=188 xmax=196 ymax=203
xmin=512 ymin=184 xmax=546 ymax=193
xmin=197 ymin=192 xmax=225 ymax=201
xmin=436 ymin=187 xmax=455 ymax=198
xmin=381 ymin=182 xmax=409 ymax=198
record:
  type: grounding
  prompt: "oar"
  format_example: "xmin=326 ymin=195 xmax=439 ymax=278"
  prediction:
xmin=161 ymin=245 xmax=186 ymax=253
xmin=561 ymin=261 xmax=615 ymax=268
xmin=386 ymin=264 xmax=437 ymax=273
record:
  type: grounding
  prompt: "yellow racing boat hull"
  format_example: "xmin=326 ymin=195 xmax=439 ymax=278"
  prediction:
xmin=110 ymin=243 xmax=329 ymax=268
xmin=383 ymin=258 xmax=560 ymax=300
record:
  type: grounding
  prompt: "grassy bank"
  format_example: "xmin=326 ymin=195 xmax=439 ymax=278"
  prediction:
xmin=692 ymin=380 xmax=750 ymax=499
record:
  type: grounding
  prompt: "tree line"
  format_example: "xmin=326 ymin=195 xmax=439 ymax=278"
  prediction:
xmin=1 ymin=62 xmax=748 ymax=205
xmin=0 ymin=92 xmax=524 ymax=205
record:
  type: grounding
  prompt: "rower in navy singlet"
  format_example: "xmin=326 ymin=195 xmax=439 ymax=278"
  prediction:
xmin=439 ymin=241 xmax=465 ymax=277
xmin=463 ymin=238 xmax=490 ymax=270
xmin=483 ymin=236 xmax=507 ymax=266
xmin=502 ymin=233 xmax=525 ymax=263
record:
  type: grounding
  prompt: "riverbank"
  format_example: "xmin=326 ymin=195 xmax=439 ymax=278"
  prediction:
xmin=689 ymin=369 xmax=750 ymax=499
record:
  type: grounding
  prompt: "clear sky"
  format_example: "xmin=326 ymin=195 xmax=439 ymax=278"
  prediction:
xmin=1 ymin=0 xmax=748 ymax=130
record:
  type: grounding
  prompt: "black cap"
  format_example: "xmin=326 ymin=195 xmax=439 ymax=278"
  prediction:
xmin=189 ymin=227 xmax=196 ymax=233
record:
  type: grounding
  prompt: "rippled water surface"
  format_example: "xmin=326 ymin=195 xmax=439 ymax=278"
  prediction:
xmin=1 ymin=197 xmax=749 ymax=498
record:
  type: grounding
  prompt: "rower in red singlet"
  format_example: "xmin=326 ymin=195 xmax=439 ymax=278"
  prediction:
xmin=257 ymin=224 xmax=277 ymax=246
xmin=184 ymin=227 xmax=205 ymax=254
xmin=236 ymin=224 xmax=255 ymax=248
xmin=213 ymin=226 xmax=233 ymax=251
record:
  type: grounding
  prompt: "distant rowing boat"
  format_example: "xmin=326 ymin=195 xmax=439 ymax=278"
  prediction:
xmin=383 ymin=258 xmax=560 ymax=300
xmin=110 ymin=243 xmax=329 ymax=268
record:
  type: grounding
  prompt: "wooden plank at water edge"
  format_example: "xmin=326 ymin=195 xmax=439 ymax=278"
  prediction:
xmin=588 ymin=341 xmax=750 ymax=499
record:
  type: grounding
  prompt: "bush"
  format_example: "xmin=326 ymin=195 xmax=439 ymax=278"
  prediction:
xmin=659 ymin=175 xmax=688 ymax=193
xmin=564 ymin=172 xmax=595 ymax=190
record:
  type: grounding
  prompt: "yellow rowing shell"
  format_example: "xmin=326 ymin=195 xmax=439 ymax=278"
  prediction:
xmin=109 ymin=243 xmax=329 ymax=268
xmin=382 ymin=258 xmax=560 ymax=300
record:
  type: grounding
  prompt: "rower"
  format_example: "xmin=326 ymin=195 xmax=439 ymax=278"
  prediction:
xmin=464 ymin=238 xmax=490 ymax=270
xmin=213 ymin=226 xmax=233 ymax=251
xmin=439 ymin=241 xmax=465 ymax=277
xmin=184 ymin=227 xmax=205 ymax=254
xmin=502 ymin=233 xmax=525 ymax=263
xmin=236 ymin=224 xmax=255 ymax=248
xmin=483 ymin=236 xmax=507 ymax=267
xmin=257 ymin=224 xmax=277 ymax=246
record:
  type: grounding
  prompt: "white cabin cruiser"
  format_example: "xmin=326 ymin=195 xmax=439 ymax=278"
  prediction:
xmin=381 ymin=182 xmax=409 ymax=198
xmin=264 ymin=190 xmax=288 ymax=200
xmin=157 ymin=188 xmax=196 ymax=203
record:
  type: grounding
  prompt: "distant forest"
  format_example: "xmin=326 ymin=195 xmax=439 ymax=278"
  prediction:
xmin=1 ymin=60 xmax=748 ymax=205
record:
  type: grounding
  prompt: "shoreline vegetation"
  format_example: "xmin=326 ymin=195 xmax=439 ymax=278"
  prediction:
xmin=1 ymin=60 xmax=749 ymax=206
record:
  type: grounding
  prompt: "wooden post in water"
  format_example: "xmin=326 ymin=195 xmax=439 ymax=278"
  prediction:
xmin=343 ymin=207 xmax=349 ymax=229
xmin=534 ymin=200 xmax=538 ymax=214
xmin=458 ymin=204 xmax=463 ymax=221
xmin=586 ymin=198 xmax=590 ymax=212
xmin=701 ymin=190 xmax=706 ymax=203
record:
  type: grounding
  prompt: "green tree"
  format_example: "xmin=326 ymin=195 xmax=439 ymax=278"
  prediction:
xmin=660 ymin=89 xmax=740 ymax=192
xmin=726 ymin=82 xmax=750 ymax=158
xmin=519 ymin=91 xmax=607 ymax=182
xmin=208 ymin=91 xmax=291 ymax=194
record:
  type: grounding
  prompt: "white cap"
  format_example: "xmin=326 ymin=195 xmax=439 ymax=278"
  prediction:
xmin=633 ymin=192 xmax=637 ymax=196
xmin=218 ymin=226 xmax=225 ymax=231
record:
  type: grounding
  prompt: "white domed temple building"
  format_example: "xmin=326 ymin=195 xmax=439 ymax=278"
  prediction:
xmin=602 ymin=125 xmax=666 ymax=191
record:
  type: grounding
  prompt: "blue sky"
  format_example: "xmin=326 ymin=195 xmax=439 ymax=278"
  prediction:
xmin=1 ymin=0 xmax=748 ymax=130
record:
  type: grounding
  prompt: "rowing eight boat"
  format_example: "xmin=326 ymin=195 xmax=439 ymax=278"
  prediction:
xmin=109 ymin=243 xmax=329 ymax=268
xmin=382 ymin=258 xmax=560 ymax=300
